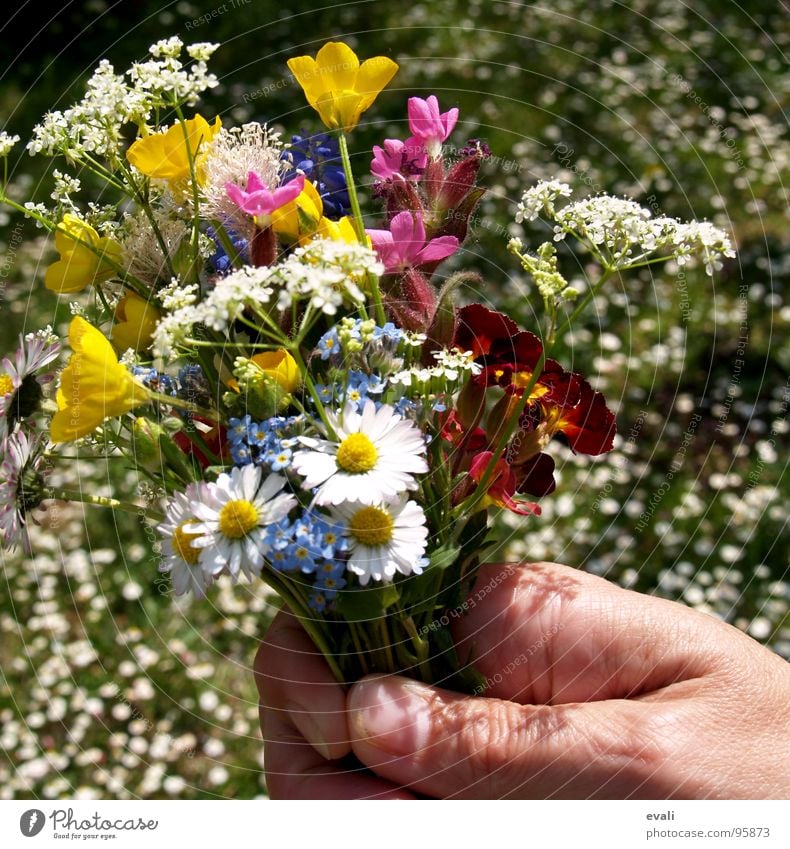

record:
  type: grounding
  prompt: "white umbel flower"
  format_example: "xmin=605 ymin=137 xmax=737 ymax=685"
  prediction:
xmin=156 ymin=482 xmax=214 ymax=599
xmin=331 ymin=497 xmax=429 ymax=585
xmin=190 ymin=465 xmax=296 ymax=582
xmin=292 ymin=400 xmax=428 ymax=506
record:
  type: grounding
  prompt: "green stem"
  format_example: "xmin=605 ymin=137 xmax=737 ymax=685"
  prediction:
xmin=553 ymin=266 xmax=615 ymax=347
xmin=337 ymin=130 xmax=386 ymax=325
xmin=45 ymin=488 xmax=163 ymax=521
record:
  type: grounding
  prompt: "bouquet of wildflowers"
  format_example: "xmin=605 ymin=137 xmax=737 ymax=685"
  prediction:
xmin=0 ymin=39 xmax=734 ymax=688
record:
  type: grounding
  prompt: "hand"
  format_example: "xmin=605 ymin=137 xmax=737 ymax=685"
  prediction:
xmin=254 ymin=562 xmax=790 ymax=799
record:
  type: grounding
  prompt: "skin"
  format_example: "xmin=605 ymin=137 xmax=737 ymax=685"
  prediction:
xmin=254 ymin=561 xmax=790 ymax=799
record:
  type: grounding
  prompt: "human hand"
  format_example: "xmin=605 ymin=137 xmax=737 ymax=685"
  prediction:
xmin=254 ymin=562 xmax=790 ymax=799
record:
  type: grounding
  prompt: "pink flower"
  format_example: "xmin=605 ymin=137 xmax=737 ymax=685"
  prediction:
xmin=406 ymin=95 xmax=459 ymax=158
xmin=371 ymin=139 xmax=427 ymax=182
xmin=225 ymin=172 xmax=305 ymax=223
xmin=367 ymin=211 xmax=459 ymax=273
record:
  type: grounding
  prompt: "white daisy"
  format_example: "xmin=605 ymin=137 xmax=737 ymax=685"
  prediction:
xmin=0 ymin=430 xmax=48 ymax=550
xmin=0 ymin=330 xmax=60 ymax=441
xmin=190 ymin=464 xmax=296 ymax=582
xmin=292 ymin=400 xmax=428 ymax=507
xmin=331 ymin=497 xmax=429 ymax=585
xmin=156 ymin=482 xmax=214 ymax=599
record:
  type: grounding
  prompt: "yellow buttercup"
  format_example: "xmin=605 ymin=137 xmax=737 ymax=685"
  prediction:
xmin=50 ymin=317 xmax=150 ymax=443
xmin=287 ymin=42 xmax=398 ymax=132
xmin=126 ymin=114 xmax=221 ymax=184
xmin=112 ymin=292 xmax=161 ymax=353
xmin=44 ymin=214 xmax=122 ymax=294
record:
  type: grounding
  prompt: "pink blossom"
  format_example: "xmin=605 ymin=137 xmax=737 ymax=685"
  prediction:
xmin=407 ymin=95 xmax=459 ymax=158
xmin=225 ymin=172 xmax=304 ymax=221
xmin=367 ymin=211 xmax=459 ymax=274
xmin=371 ymin=139 xmax=427 ymax=182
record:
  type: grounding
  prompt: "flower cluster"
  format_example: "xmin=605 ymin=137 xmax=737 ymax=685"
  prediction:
xmin=0 ymin=38 xmax=732 ymax=686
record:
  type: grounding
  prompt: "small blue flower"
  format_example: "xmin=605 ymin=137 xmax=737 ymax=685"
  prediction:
xmin=206 ymin=225 xmax=249 ymax=274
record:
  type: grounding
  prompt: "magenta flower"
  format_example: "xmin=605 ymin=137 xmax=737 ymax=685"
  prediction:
xmin=371 ymin=139 xmax=427 ymax=182
xmin=406 ymin=95 xmax=459 ymax=158
xmin=367 ymin=211 xmax=459 ymax=273
xmin=225 ymin=172 xmax=305 ymax=223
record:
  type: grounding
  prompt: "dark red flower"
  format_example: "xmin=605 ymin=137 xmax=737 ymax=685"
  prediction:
xmin=469 ymin=451 xmax=541 ymax=516
xmin=454 ymin=304 xmax=519 ymax=359
xmin=543 ymin=378 xmax=616 ymax=455
xmin=173 ymin=417 xmax=227 ymax=469
xmin=512 ymin=451 xmax=557 ymax=497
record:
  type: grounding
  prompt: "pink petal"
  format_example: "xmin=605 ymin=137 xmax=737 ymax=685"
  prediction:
xmin=390 ymin=210 xmax=427 ymax=265
xmin=415 ymin=235 xmax=459 ymax=265
xmin=407 ymin=96 xmax=436 ymax=138
xmin=371 ymin=139 xmax=405 ymax=181
xmin=367 ymin=228 xmax=400 ymax=271
xmin=271 ymin=174 xmax=304 ymax=208
xmin=441 ymin=107 xmax=460 ymax=139
xmin=245 ymin=170 xmax=268 ymax=193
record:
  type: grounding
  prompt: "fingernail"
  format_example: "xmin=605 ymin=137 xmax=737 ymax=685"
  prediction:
xmin=349 ymin=675 xmax=432 ymax=756
xmin=284 ymin=701 xmax=333 ymax=760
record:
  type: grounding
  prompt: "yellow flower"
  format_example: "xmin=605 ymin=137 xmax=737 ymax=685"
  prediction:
xmin=44 ymin=214 xmax=122 ymax=294
xmin=50 ymin=317 xmax=150 ymax=444
xmin=126 ymin=114 xmax=221 ymax=184
xmin=271 ymin=179 xmax=324 ymax=245
xmin=287 ymin=42 xmax=398 ymax=132
xmin=112 ymin=292 xmax=161 ymax=353
xmin=250 ymin=350 xmax=300 ymax=394
xmin=318 ymin=215 xmax=369 ymax=246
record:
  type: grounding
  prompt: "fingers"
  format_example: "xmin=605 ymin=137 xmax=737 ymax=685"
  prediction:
xmin=255 ymin=608 xmax=350 ymax=760
xmin=449 ymin=562 xmax=733 ymax=704
xmin=348 ymin=673 xmax=669 ymax=799
xmin=255 ymin=609 xmax=415 ymax=799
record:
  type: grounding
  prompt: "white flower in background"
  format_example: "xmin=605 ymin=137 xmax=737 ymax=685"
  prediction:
xmin=156 ymin=483 xmax=214 ymax=599
xmin=0 ymin=431 xmax=47 ymax=550
xmin=201 ymin=123 xmax=284 ymax=235
xmin=190 ymin=465 xmax=296 ymax=582
xmin=292 ymin=400 xmax=428 ymax=506
xmin=331 ymin=497 xmax=429 ymax=585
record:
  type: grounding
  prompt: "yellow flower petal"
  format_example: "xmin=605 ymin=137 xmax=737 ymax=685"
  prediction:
xmin=50 ymin=316 xmax=149 ymax=443
xmin=112 ymin=292 xmax=161 ymax=353
xmin=45 ymin=215 xmax=122 ymax=294
xmin=271 ymin=179 xmax=324 ymax=245
xmin=314 ymin=41 xmax=360 ymax=94
xmin=251 ymin=350 xmax=300 ymax=394
xmin=354 ymin=56 xmax=399 ymax=112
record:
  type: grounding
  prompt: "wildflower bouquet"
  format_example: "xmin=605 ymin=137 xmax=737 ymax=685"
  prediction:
xmin=0 ymin=39 xmax=734 ymax=689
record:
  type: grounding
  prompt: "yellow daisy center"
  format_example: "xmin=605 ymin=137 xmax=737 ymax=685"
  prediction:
xmin=336 ymin=432 xmax=378 ymax=473
xmin=219 ymin=499 xmax=259 ymax=539
xmin=349 ymin=505 xmax=394 ymax=547
xmin=0 ymin=374 xmax=14 ymax=396
xmin=173 ymin=521 xmax=202 ymax=565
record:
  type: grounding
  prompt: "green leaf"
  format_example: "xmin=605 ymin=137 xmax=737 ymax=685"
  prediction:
xmin=429 ymin=544 xmax=462 ymax=571
xmin=334 ymin=583 xmax=399 ymax=622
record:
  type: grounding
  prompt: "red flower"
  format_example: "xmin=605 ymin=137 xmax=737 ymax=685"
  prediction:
xmin=173 ymin=417 xmax=227 ymax=469
xmin=454 ymin=304 xmax=518 ymax=359
xmin=469 ymin=451 xmax=541 ymax=516
xmin=542 ymin=378 xmax=616 ymax=455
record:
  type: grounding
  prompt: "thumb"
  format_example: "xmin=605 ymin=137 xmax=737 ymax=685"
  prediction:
xmin=348 ymin=674 xmax=668 ymax=799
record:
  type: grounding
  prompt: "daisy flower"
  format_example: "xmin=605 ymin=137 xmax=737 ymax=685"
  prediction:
xmin=191 ymin=464 xmax=296 ymax=582
xmin=0 ymin=430 xmax=48 ymax=550
xmin=156 ymin=483 xmax=214 ymax=599
xmin=291 ymin=400 xmax=428 ymax=506
xmin=0 ymin=330 xmax=60 ymax=441
xmin=331 ymin=497 xmax=429 ymax=585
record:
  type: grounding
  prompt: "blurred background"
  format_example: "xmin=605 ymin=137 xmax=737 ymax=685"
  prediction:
xmin=0 ymin=0 xmax=787 ymax=798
